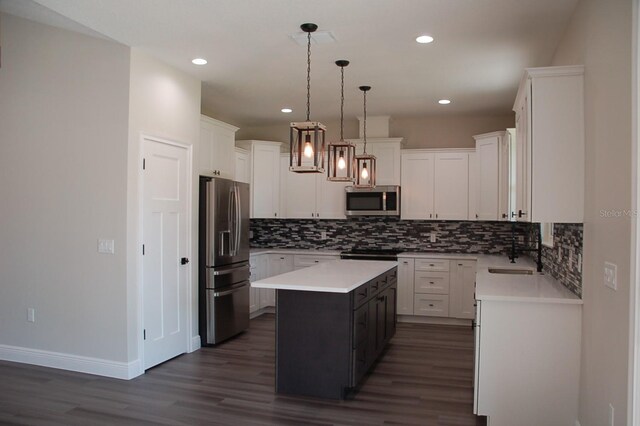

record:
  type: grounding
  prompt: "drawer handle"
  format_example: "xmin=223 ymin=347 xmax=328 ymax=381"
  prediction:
xmin=429 ymin=304 xmax=434 ymax=307
xmin=429 ymin=264 xmax=435 ymax=267
xmin=314 ymin=260 xmax=319 ymax=263
xmin=429 ymin=281 xmax=435 ymax=284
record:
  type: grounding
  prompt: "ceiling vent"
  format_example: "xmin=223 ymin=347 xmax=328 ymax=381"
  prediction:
xmin=290 ymin=30 xmax=336 ymax=45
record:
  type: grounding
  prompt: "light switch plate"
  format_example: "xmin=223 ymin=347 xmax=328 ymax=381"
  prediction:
xmin=604 ymin=262 xmax=617 ymax=290
xmin=98 ymin=239 xmax=115 ymax=254
xmin=430 ymin=232 xmax=437 ymax=243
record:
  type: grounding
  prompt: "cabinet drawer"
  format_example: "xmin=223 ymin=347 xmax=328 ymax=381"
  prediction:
xmin=386 ymin=269 xmax=398 ymax=285
xmin=353 ymin=303 xmax=369 ymax=347
xmin=353 ymin=283 xmax=370 ymax=307
xmin=293 ymin=255 xmax=339 ymax=268
xmin=369 ymin=276 xmax=386 ymax=295
xmin=414 ymin=271 xmax=450 ymax=294
xmin=415 ymin=259 xmax=450 ymax=272
xmin=414 ymin=294 xmax=449 ymax=317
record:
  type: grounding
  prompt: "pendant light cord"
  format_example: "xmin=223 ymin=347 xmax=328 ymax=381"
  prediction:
xmin=340 ymin=66 xmax=345 ymax=141
xmin=363 ymin=90 xmax=367 ymax=154
xmin=306 ymin=31 xmax=311 ymax=122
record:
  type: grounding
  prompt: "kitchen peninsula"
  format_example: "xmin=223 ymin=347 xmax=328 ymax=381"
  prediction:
xmin=252 ymin=260 xmax=398 ymax=399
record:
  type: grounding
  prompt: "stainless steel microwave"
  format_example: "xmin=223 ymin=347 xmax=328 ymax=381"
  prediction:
xmin=345 ymin=186 xmax=400 ymax=216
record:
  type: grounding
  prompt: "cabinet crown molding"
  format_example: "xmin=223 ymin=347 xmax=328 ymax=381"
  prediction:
xmin=200 ymin=114 xmax=239 ymax=132
xmin=513 ymin=65 xmax=584 ymax=111
xmin=472 ymin=130 xmax=507 ymax=141
xmin=401 ymin=148 xmax=475 ymax=154
xmin=345 ymin=137 xmax=404 ymax=145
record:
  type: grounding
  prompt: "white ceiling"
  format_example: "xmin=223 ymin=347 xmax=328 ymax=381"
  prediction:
xmin=2 ymin=0 xmax=579 ymax=127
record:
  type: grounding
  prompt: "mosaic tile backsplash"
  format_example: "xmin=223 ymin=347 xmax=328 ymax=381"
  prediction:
xmin=250 ymin=218 xmax=583 ymax=297
xmin=526 ymin=223 xmax=584 ymax=297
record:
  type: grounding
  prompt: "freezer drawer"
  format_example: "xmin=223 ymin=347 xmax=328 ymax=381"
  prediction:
xmin=205 ymin=262 xmax=250 ymax=289
xmin=205 ymin=281 xmax=250 ymax=344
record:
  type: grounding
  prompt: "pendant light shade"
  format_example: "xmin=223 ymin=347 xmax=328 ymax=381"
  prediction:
xmin=290 ymin=23 xmax=326 ymax=173
xmin=327 ymin=60 xmax=356 ymax=182
xmin=354 ymin=86 xmax=376 ymax=188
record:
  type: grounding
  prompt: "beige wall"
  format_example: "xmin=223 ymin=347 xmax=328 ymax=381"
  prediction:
xmin=0 ymin=14 xmax=131 ymax=362
xmin=551 ymin=1 xmax=633 ymax=425
xmin=126 ymin=49 xmax=202 ymax=364
xmin=236 ymin=114 xmax=514 ymax=149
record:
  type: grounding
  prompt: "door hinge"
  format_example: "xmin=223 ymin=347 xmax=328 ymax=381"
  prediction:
xmin=142 ymin=244 xmax=145 ymax=255
xmin=143 ymin=329 xmax=146 ymax=340
xmin=142 ymin=158 xmax=146 ymax=170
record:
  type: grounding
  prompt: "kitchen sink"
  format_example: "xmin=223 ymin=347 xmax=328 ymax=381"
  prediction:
xmin=488 ymin=267 xmax=534 ymax=275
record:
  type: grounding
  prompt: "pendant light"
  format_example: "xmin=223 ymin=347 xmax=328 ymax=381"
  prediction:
xmin=327 ymin=60 xmax=356 ymax=182
xmin=354 ymin=86 xmax=376 ymax=188
xmin=289 ymin=23 xmax=326 ymax=173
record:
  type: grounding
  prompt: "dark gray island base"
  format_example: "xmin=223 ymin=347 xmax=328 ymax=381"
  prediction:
xmin=275 ymin=267 xmax=397 ymax=399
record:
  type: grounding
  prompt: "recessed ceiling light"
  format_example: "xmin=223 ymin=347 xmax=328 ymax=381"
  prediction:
xmin=281 ymin=108 xmax=293 ymax=113
xmin=192 ymin=58 xmax=207 ymax=65
xmin=416 ymin=35 xmax=434 ymax=44
xmin=438 ymin=99 xmax=451 ymax=105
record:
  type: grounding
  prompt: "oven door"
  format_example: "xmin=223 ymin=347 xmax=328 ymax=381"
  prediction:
xmin=345 ymin=186 xmax=400 ymax=216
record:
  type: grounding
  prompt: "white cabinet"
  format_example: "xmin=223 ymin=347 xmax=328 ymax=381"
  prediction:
xmin=282 ymin=154 xmax=347 ymax=219
xmin=234 ymin=147 xmax=250 ymax=184
xmin=199 ymin=115 xmax=239 ymax=178
xmin=262 ymin=253 xmax=294 ymax=307
xmin=400 ymin=150 xmax=470 ymax=220
xmin=498 ymin=130 xmax=513 ymax=221
xmin=397 ymin=258 xmax=415 ymax=315
xmin=475 ymin=299 xmax=581 ymax=425
xmin=249 ymin=254 xmax=269 ymax=314
xmin=449 ymin=260 xmax=477 ymax=319
xmin=512 ymin=65 xmax=584 ymax=223
xmin=293 ymin=254 xmax=340 ymax=270
xmin=434 ymin=153 xmax=469 ymax=220
xmin=400 ymin=152 xmax=435 ymax=220
xmin=468 ymin=152 xmax=478 ymax=221
xmin=349 ymin=138 xmax=403 ymax=185
xmin=398 ymin=256 xmax=476 ymax=320
xmin=474 ymin=132 xmax=501 ymax=220
xmin=236 ymin=140 xmax=282 ymax=219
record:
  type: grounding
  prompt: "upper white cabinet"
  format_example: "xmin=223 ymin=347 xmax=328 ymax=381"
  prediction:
xmin=199 ymin=115 xmax=239 ymax=178
xmin=282 ymin=153 xmax=347 ymax=219
xmin=349 ymin=138 xmax=403 ymax=185
xmin=401 ymin=150 xmax=470 ymax=220
xmin=234 ymin=147 xmax=250 ymax=184
xmin=434 ymin=153 xmax=469 ymax=220
xmin=473 ymin=131 xmax=510 ymax=221
xmin=513 ymin=65 xmax=584 ymax=223
xmin=236 ymin=140 xmax=282 ymax=219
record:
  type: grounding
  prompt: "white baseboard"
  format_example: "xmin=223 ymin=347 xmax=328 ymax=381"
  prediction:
xmin=190 ymin=335 xmax=201 ymax=352
xmin=398 ymin=315 xmax=472 ymax=326
xmin=0 ymin=344 xmax=141 ymax=380
xmin=250 ymin=306 xmax=275 ymax=319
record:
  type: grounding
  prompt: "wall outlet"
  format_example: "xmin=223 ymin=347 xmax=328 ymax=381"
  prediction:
xmin=608 ymin=403 xmax=614 ymax=426
xmin=249 ymin=230 xmax=254 ymax=239
xmin=557 ymin=246 xmax=561 ymax=258
xmin=27 ymin=308 xmax=35 ymax=323
xmin=578 ymin=253 xmax=582 ymax=272
xmin=97 ymin=239 xmax=115 ymax=254
xmin=604 ymin=262 xmax=618 ymax=290
xmin=320 ymin=231 xmax=327 ymax=240
xmin=430 ymin=232 xmax=437 ymax=243
xmin=568 ymin=249 xmax=573 ymax=266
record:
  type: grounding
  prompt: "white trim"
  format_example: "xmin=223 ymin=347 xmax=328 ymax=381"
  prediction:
xmin=631 ymin=1 xmax=640 ymax=425
xmin=138 ymin=134 xmax=194 ymax=372
xmin=190 ymin=335 xmax=201 ymax=353
xmin=400 ymin=148 xmax=476 ymax=155
xmin=200 ymin=114 xmax=239 ymax=132
xmin=472 ymin=130 xmax=508 ymax=141
xmin=0 ymin=344 xmax=142 ymax=380
xmin=397 ymin=315 xmax=472 ymax=326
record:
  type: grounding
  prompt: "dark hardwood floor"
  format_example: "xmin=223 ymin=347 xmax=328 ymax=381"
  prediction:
xmin=0 ymin=315 xmax=486 ymax=425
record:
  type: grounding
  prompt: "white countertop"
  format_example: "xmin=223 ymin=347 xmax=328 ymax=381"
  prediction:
xmin=250 ymin=248 xmax=341 ymax=256
xmin=398 ymin=252 xmax=478 ymax=260
xmin=251 ymin=259 xmax=397 ymax=293
xmin=474 ymin=255 xmax=582 ymax=304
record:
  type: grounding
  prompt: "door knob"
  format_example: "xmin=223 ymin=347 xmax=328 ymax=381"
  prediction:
xmin=181 ymin=257 xmax=189 ymax=265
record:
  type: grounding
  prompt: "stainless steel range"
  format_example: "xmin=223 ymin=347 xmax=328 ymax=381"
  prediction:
xmin=340 ymin=248 xmax=403 ymax=261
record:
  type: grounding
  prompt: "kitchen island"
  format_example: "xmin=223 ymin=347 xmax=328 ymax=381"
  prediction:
xmin=252 ymin=260 xmax=398 ymax=399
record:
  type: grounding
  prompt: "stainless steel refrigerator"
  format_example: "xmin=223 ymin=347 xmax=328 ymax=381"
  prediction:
xmin=199 ymin=176 xmax=250 ymax=346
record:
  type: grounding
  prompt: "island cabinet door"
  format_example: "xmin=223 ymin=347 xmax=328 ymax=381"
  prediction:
xmin=384 ymin=284 xmax=397 ymax=344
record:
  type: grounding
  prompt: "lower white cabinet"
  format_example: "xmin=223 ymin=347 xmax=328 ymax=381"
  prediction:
xmin=249 ymin=254 xmax=269 ymax=313
xmin=475 ymin=299 xmax=581 ymax=425
xmin=397 ymin=256 xmax=476 ymax=320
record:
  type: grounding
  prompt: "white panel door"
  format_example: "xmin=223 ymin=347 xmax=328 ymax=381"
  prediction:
xmin=142 ymin=137 xmax=189 ymax=370
xmin=434 ymin=153 xmax=469 ymax=220
xmin=316 ymin=175 xmax=348 ymax=219
xmin=476 ymin=137 xmax=499 ymax=220
xmin=400 ymin=152 xmax=435 ymax=220
xmin=285 ymin=169 xmax=317 ymax=219
xmin=252 ymin=144 xmax=280 ymax=218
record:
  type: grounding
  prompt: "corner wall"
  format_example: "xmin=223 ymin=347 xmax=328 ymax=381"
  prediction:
xmin=0 ymin=14 xmax=131 ymax=367
xmin=551 ymin=0 xmax=634 ymax=424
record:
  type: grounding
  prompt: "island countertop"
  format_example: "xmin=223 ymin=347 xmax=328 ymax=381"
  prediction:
xmin=251 ymin=259 xmax=398 ymax=293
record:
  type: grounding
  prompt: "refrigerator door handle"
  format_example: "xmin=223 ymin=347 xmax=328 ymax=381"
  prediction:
xmin=234 ymin=185 xmax=241 ymax=256
xmin=213 ymin=281 xmax=249 ymax=297
xmin=228 ymin=187 xmax=235 ymax=256
xmin=212 ymin=264 xmax=250 ymax=276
